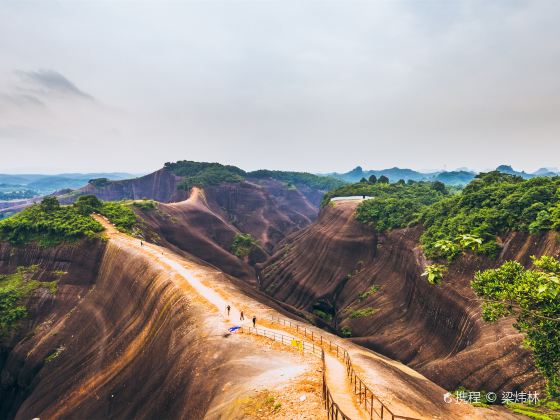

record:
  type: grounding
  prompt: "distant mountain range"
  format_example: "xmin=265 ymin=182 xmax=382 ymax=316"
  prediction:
xmin=324 ymin=165 xmax=560 ymax=185
xmin=0 ymin=173 xmax=142 ymax=197
xmin=0 ymin=164 xmax=558 ymax=200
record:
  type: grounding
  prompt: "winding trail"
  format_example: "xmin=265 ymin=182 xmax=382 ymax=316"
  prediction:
xmin=95 ymin=215 xmax=368 ymax=419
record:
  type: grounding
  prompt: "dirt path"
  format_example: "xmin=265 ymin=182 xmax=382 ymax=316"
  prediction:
xmin=95 ymin=216 xmax=367 ymax=419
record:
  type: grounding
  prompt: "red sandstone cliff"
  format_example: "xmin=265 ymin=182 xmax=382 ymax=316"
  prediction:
xmin=260 ymin=200 xmax=551 ymax=395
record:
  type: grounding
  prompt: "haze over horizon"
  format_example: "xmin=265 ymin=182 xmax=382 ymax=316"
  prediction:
xmin=2 ymin=1 xmax=560 ymax=174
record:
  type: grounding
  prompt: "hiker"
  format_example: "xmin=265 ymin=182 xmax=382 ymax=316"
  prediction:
xmin=140 ymin=240 xmax=143 ymax=246
xmin=252 ymin=315 xmax=256 ymax=328
xmin=240 ymin=311 xmax=244 ymax=321
xmin=226 ymin=305 xmax=231 ymax=316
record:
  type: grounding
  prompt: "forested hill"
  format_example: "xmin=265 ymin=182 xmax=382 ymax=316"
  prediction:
xmin=163 ymin=160 xmax=344 ymax=191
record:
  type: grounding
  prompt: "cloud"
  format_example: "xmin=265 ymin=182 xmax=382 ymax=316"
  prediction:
xmin=16 ymin=69 xmax=94 ymax=100
xmin=0 ymin=93 xmax=45 ymax=108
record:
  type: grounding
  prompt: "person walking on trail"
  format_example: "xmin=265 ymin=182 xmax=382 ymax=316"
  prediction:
xmin=226 ymin=305 xmax=231 ymax=317
xmin=240 ymin=311 xmax=244 ymax=321
xmin=252 ymin=316 xmax=256 ymax=328
xmin=140 ymin=240 xmax=143 ymax=247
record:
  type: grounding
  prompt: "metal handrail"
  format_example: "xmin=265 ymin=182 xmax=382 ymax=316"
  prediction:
xmin=244 ymin=326 xmax=351 ymax=419
xmin=267 ymin=316 xmax=420 ymax=420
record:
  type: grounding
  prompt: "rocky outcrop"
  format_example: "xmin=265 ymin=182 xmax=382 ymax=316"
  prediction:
xmin=260 ymin=200 xmax=551 ymax=394
xmin=75 ymin=168 xmax=187 ymax=203
xmin=204 ymin=178 xmax=320 ymax=252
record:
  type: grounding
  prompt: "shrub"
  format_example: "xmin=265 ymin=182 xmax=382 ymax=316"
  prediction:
xmin=472 ymin=256 xmax=560 ymax=396
xmin=313 ymin=309 xmax=333 ymax=322
xmin=358 ymin=285 xmax=380 ymax=301
xmin=0 ymin=266 xmax=53 ymax=336
xmin=132 ymin=200 xmax=157 ymax=211
xmin=422 ymin=264 xmax=447 ymax=285
xmin=98 ymin=202 xmax=137 ymax=233
xmin=349 ymin=307 xmax=377 ymax=318
xmin=88 ymin=178 xmax=110 ymax=187
xmin=231 ymin=233 xmax=256 ymax=258
xmin=340 ymin=326 xmax=352 ymax=337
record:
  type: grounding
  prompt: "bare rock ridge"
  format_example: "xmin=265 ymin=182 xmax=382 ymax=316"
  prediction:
xmin=260 ymin=200 xmax=548 ymax=395
xmin=0 ymin=237 xmax=326 ymax=419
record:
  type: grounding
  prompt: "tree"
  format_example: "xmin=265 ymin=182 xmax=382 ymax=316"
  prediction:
xmin=397 ymin=179 xmax=405 ymax=185
xmin=432 ymin=181 xmax=446 ymax=194
xmin=360 ymin=177 xmax=368 ymax=183
xmin=40 ymin=196 xmax=60 ymax=212
xmin=74 ymin=195 xmax=102 ymax=215
xmin=378 ymin=175 xmax=389 ymax=184
xmin=472 ymin=256 xmax=560 ymax=396
xmin=368 ymin=175 xmax=377 ymax=184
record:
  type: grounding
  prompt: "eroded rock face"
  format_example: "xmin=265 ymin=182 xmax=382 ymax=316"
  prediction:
xmin=77 ymin=168 xmax=188 ymax=203
xmin=260 ymin=201 xmax=552 ymax=394
xmin=0 ymin=240 xmax=297 ymax=419
xmin=203 ymin=178 xmax=321 ymax=253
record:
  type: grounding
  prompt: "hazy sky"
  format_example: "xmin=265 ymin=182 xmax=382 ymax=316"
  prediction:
xmin=1 ymin=0 xmax=560 ymax=174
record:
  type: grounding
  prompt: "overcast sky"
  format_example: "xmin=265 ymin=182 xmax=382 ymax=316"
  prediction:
xmin=1 ymin=0 xmax=559 ymax=174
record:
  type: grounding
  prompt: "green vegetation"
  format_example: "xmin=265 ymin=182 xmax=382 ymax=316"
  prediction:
xmin=420 ymin=172 xmax=560 ymax=259
xmin=358 ymin=285 xmax=380 ymax=301
xmin=349 ymin=307 xmax=377 ymax=318
xmin=506 ymin=400 xmax=560 ymax=420
xmin=132 ymin=200 xmax=157 ymax=211
xmin=231 ymin=233 xmax=257 ymax=258
xmin=98 ymin=201 xmax=137 ymax=233
xmin=340 ymin=326 xmax=352 ymax=337
xmin=349 ymin=182 xmax=448 ymax=231
xmin=88 ymin=177 xmax=111 ymax=187
xmin=0 ymin=197 xmax=104 ymax=246
xmin=341 ymin=172 xmax=560 ymax=260
xmin=0 ymin=195 xmax=141 ymax=245
xmin=0 ymin=266 xmax=57 ymax=336
xmin=313 ymin=309 xmax=333 ymax=322
xmin=165 ymin=160 xmax=245 ymax=190
xmin=472 ymin=256 xmax=560 ymax=396
xmin=165 ymin=160 xmax=344 ymax=191
xmin=422 ymin=264 xmax=447 ymax=285
xmin=249 ymin=169 xmax=344 ymax=190
xmin=45 ymin=345 xmax=65 ymax=363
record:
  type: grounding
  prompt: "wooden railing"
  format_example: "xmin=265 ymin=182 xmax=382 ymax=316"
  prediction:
xmin=244 ymin=326 xmax=351 ymax=419
xmin=267 ymin=316 xmax=420 ymax=420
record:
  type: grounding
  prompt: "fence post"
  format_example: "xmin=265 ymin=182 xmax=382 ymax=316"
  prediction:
xmin=370 ymin=394 xmax=374 ymax=419
xmin=359 ymin=381 xmax=362 ymax=404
